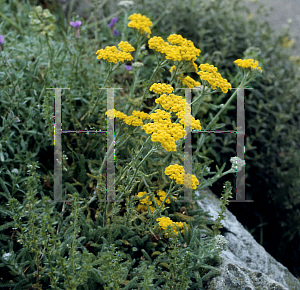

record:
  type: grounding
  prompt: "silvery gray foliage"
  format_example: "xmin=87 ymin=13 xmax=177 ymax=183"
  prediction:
xmin=2 ymin=252 xmax=13 ymax=262
xmin=230 ymin=156 xmax=246 ymax=172
xmin=214 ymin=234 xmax=228 ymax=252
xmin=132 ymin=61 xmax=144 ymax=68
xmin=117 ymin=0 xmax=134 ymax=8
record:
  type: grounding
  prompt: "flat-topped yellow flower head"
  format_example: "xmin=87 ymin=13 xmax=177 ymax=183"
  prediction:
xmin=96 ymin=46 xmax=133 ymax=64
xmin=128 ymin=13 xmax=153 ymax=38
xmin=118 ymin=41 xmax=135 ymax=53
xmin=149 ymin=83 xmax=174 ymax=94
xmin=234 ymin=58 xmax=263 ymax=72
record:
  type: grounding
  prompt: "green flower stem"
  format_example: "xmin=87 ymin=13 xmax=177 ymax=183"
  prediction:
xmin=113 ymin=127 xmax=142 ymax=177
xmin=169 ymin=185 xmax=186 ymax=196
xmin=205 ymin=89 xmax=238 ymax=132
xmin=124 ymin=64 xmax=142 ymax=115
xmin=80 ymin=65 xmax=116 ymax=122
xmin=120 ymin=135 xmax=155 ymax=200
xmin=146 ymin=103 xmax=160 ymax=116
xmin=194 ymin=77 xmax=248 ymax=156
xmin=222 ymin=168 xmax=239 ymax=176
xmin=137 ymin=53 xmax=169 ymax=112
xmin=121 ymin=10 xmax=128 ymax=42
xmin=147 ymin=179 xmax=177 ymax=231
xmin=121 ymin=40 xmax=143 ymax=116
xmin=98 ymin=129 xmax=117 ymax=179
xmin=190 ymin=85 xmax=211 ymax=115
xmin=99 ymin=125 xmax=148 ymax=187
xmin=165 ymin=178 xmax=176 ymax=202
xmin=139 ymin=62 xmax=183 ymax=115
xmin=134 ymin=43 xmax=142 ymax=62
xmin=133 ymin=33 xmax=143 ymax=62
xmin=67 ymin=0 xmax=76 ymax=34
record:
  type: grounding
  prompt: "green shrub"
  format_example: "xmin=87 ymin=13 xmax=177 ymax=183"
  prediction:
xmin=0 ymin=0 xmax=253 ymax=288
xmin=92 ymin=0 xmax=300 ymax=278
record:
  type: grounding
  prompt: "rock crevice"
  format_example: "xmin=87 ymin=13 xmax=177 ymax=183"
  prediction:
xmin=194 ymin=187 xmax=300 ymax=290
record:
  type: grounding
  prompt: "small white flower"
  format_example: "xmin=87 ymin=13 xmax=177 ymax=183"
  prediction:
xmin=2 ymin=252 xmax=13 ymax=261
xmin=132 ymin=62 xmax=144 ymax=68
xmin=230 ymin=157 xmax=246 ymax=172
xmin=12 ymin=169 xmax=19 ymax=174
xmin=140 ymin=44 xmax=146 ymax=50
xmin=118 ymin=0 xmax=134 ymax=8
xmin=214 ymin=234 xmax=228 ymax=252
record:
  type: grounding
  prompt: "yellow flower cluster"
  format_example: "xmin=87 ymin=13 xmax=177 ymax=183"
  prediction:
xmin=96 ymin=45 xmax=133 ymax=64
xmin=234 ymin=58 xmax=262 ymax=72
xmin=155 ymin=216 xmax=189 ymax=238
xmin=144 ymin=82 xmax=203 ymax=151
xmin=148 ymin=34 xmax=201 ymax=63
xmin=154 ymin=93 xmax=201 ymax=129
xmin=135 ymin=191 xmax=188 ymax=238
xmin=104 ymin=81 xmax=202 ymax=152
xmin=148 ymin=36 xmax=169 ymax=53
xmin=155 ymin=94 xmax=201 ymax=130
xmin=149 ymin=83 xmax=174 ymax=94
xmin=105 ymin=109 xmax=149 ymax=126
xmin=118 ymin=41 xmax=135 ymax=53
xmin=179 ymin=75 xmax=201 ymax=88
xmin=176 ymin=109 xmax=202 ymax=130
xmin=155 ymin=93 xmax=186 ymax=113
xmin=136 ymin=190 xmax=177 ymax=213
xmin=170 ymin=63 xmax=200 ymax=88
xmin=165 ymin=164 xmax=199 ymax=189
xmin=142 ymin=109 xmax=186 ymax=152
xmin=197 ymin=63 xmax=232 ymax=93
xmin=128 ymin=13 xmax=153 ymax=38
xmin=167 ymin=34 xmax=201 ymax=62
xmin=105 ymin=109 xmax=127 ymax=120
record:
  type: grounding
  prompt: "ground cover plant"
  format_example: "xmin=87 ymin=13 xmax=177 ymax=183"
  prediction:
xmin=1 ymin=0 xmax=298 ymax=288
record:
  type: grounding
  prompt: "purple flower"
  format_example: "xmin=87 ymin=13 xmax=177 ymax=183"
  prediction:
xmin=108 ymin=17 xmax=118 ymax=28
xmin=113 ymin=29 xmax=120 ymax=36
xmin=70 ymin=21 xmax=82 ymax=28
xmin=70 ymin=21 xmax=82 ymax=38
xmin=125 ymin=65 xmax=132 ymax=71
xmin=0 ymin=35 xmax=4 ymax=45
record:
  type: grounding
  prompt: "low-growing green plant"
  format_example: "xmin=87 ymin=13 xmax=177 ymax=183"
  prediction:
xmin=0 ymin=1 xmax=264 ymax=289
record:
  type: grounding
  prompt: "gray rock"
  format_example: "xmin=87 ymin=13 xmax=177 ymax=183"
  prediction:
xmin=194 ymin=187 xmax=300 ymax=290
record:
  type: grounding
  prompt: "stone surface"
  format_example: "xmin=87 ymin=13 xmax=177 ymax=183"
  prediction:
xmin=245 ymin=0 xmax=300 ymax=56
xmin=194 ymin=187 xmax=300 ymax=290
